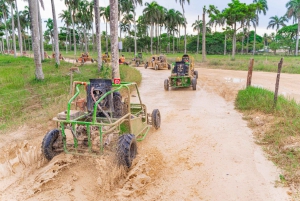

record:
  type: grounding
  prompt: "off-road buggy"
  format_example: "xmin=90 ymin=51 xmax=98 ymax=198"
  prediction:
xmin=76 ymin=52 xmax=94 ymax=63
xmin=52 ymin=53 xmax=65 ymax=61
xmin=164 ymin=54 xmax=198 ymax=90
xmin=133 ymin=52 xmax=145 ymax=67
xmin=41 ymin=79 xmax=161 ymax=168
xmin=102 ymin=52 xmax=111 ymax=63
xmin=144 ymin=55 xmax=171 ymax=70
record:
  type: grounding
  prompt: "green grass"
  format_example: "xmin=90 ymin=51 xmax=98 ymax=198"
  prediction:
xmin=235 ymin=86 xmax=300 ymax=186
xmin=0 ymin=54 xmax=141 ymax=133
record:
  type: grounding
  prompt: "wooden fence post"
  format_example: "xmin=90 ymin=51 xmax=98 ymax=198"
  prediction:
xmin=246 ymin=58 xmax=254 ymax=87
xmin=274 ymin=58 xmax=283 ymax=107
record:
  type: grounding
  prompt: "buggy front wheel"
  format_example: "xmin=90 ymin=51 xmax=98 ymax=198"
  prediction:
xmin=192 ymin=78 xmax=197 ymax=90
xmin=144 ymin=62 xmax=148 ymax=69
xmin=42 ymin=129 xmax=63 ymax=160
xmin=194 ymin=70 xmax=198 ymax=79
xmin=136 ymin=61 xmax=140 ymax=67
xmin=155 ymin=64 xmax=159 ymax=71
xmin=152 ymin=109 xmax=161 ymax=129
xmin=164 ymin=79 xmax=169 ymax=91
xmin=117 ymin=134 xmax=137 ymax=168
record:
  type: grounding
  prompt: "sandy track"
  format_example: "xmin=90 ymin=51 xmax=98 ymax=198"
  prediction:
xmin=0 ymin=66 xmax=294 ymax=200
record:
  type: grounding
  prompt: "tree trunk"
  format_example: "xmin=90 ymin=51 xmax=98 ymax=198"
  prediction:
xmin=202 ymin=8 xmax=206 ymax=62
xmin=224 ymin=34 xmax=227 ymax=55
xmin=15 ymin=0 xmax=23 ymax=55
xmin=150 ymin=21 xmax=153 ymax=54
xmin=119 ymin=27 xmax=122 ymax=53
xmin=11 ymin=6 xmax=17 ymax=57
xmin=71 ymin=10 xmax=77 ymax=56
xmin=65 ymin=27 xmax=68 ymax=53
xmin=173 ymin=30 xmax=175 ymax=54
xmin=253 ymin=26 xmax=256 ymax=56
xmin=28 ymin=0 xmax=44 ymax=80
xmin=23 ymin=33 xmax=27 ymax=51
xmin=296 ymin=17 xmax=300 ymax=56
xmin=110 ymin=0 xmax=119 ymax=79
xmin=106 ymin=21 xmax=108 ymax=52
xmin=51 ymin=0 xmax=60 ymax=65
xmin=92 ymin=23 xmax=95 ymax=53
xmin=37 ymin=1 xmax=44 ymax=60
xmin=84 ymin=26 xmax=88 ymax=53
xmin=3 ymin=13 xmax=9 ymax=52
xmin=196 ymin=30 xmax=199 ymax=54
xmin=232 ymin=23 xmax=237 ymax=60
xmin=155 ymin=23 xmax=158 ymax=54
xmin=94 ymin=0 xmax=102 ymax=71
xmin=184 ymin=25 xmax=187 ymax=54
xmin=241 ymin=35 xmax=244 ymax=54
xmin=133 ymin=9 xmax=137 ymax=56
xmin=69 ymin=27 xmax=72 ymax=51
xmin=178 ymin=25 xmax=180 ymax=53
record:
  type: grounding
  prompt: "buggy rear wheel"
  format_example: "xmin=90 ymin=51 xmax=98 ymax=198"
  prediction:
xmin=117 ymin=134 xmax=137 ymax=168
xmin=144 ymin=62 xmax=148 ymax=69
xmin=42 ymin=129 xmax=63 ymax=160
xmin=76 ymin=59 xmax=78 ymax=63
xmin=194 ymin=70 xmax=198 ymax=79
xmin=152 ymin=109 xmax=161 ymax=129
xmin=91 ymin=58 xmax=94 ymax=63
xmin=164 ymin=79 xmax=169 ymax=91
xmin=136 ymin=61 xmax=140 ymax=67
xmin=192 ymin=78 xmax=197 ymax=90
xmin=168 ymin=64 xmax=171 ymax=70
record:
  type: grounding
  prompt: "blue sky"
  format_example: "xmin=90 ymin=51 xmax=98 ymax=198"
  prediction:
xmin=17 ymin=0 xmax=291 ymax=36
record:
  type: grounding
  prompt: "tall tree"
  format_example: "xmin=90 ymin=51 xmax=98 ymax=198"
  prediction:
xmin=37 ymin=0 xmax=45 ymax=60
xmin=252 ymin=0 xmax=268 ymax=55
xmin=7 ymin=0 xmax=16 ymax=57
xmin=15 ymin=0 xmax=22 ymax=55
xmin=143 ymin=1 xmax=160 ymax=54
xmin=100 ymin=6 xmax=110 ymax=53
xmin=94 ymin=0 xmax=102 ymax=71
xmin=175 ymin=0 xmax=190 ymax=54
xmin=65 ymin=0 xmax=80 ymax=56
xmin=51 ymin=0 xmax=60 ymax=65
xmin=211 ymin=0 xmax=257 ymax=60
xmin=202 ymin=6 xmax=206 ymax=61
xmin=59 ymin=10 xmax=72 ymax=53
xmin=0 ymin=0 xmax=9 ymax=52
xmin=286 ymin=0 xmax=300 ymax=56
xmin=128 ymin=0 xmax=142 ymax=56
xmin=267 ymin=15 xmax=288 ymax=33
xmin=110 ymin=0 xmax=120 ymax=79
xmin=28 ymin=0 xmax=44 ymax=80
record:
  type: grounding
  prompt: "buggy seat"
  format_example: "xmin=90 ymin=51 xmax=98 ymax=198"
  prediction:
xmin=172 ymin=61 xmax=189 ymax=76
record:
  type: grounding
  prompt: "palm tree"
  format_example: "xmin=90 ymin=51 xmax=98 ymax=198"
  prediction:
xmin=7 ymin=0 xmax=17 ymax=57
xmin=192 ymin=17 xmax=202 ymax=54
xmin=202 ymin=6 xmax=206 ymax=61
xmin=128 ymin=0 xmax=142 ymax=56
xmin=28 ymin=0 xmax=44 ymax=80
xmin=65 ymin=0 xmax=80 ymax=56
xmin=94 ymin=0 xmax=102 ymax=70
xmin=15 ymin=0 xmax=22 ymax=55
xmin=37 ymin=0 xmax=45 ymax=60
xmin=59 ymin=10 xmax=72 ymax=53
xmin=110 ymin=0 xmax=120 ymax=79
xmin=0 ymin=0 xmax=9 ymax=52
xmin=267 ymin=15 xmax=288 ymax=33
xmin=100 ymin=6 xmax=110 ymax=53
xmin=143 ymin=1 xmax=160 ymax=54
xmin=175 ymin=0 xmax=190 ymax=54
xmin=252 ymin=0 xmax=268 ymax=55
xmin=286 ymin=0 xmax=300 ymax=56
xmin=51 ymin=0 xmax=60 ymax=65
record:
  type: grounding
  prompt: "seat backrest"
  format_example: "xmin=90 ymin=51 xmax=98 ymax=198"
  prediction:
xmin=172 ymin=61 xmax=189 ymax=76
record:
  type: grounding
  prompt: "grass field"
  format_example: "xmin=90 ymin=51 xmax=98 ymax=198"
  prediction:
xmin=0 ymin=54 xmax=141 ymax=133
xmin=236 ymin=87 xmax=300 ymax=187
xmin=41 ymin=50 xmax=300 ymax=74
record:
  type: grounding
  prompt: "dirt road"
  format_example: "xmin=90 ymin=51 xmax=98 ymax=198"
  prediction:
xmin=0 ymin=67 xmax=294 ymax=200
